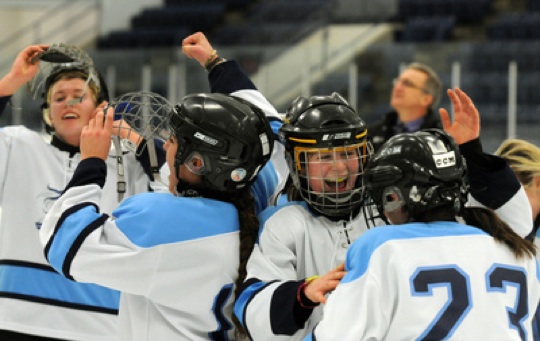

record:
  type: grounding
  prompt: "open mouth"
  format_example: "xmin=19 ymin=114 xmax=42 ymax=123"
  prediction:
xmin=62 ymin=113 xmax=79 ymax=120
xmin=324 ymin=177 xmax=349 ymax=192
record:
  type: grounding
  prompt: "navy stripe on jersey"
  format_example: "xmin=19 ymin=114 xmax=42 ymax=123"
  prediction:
xmin=44 ymin=202 xmax=99 ymax=262
xmin=270 ymin=280 xmax=307 ymax=335
xmin=234 ymin=278 xmax=278 ymax=339
xmin=64 ymin=158 xmax=107 ymax=191
xmin=208 ymin=283 xmax=234 ymax=340
xmin=46 ymin=204 xmax=108 ymax=279
xmin=112 ymin=193 xmax=239 ymax=247
xmin=62 ymin=214 xmax=108 ymax=280
xmin=0 ymin=261 xmax=119 ymax=313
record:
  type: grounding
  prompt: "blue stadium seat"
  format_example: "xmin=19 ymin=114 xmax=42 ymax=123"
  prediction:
xmin=487 ymin=12 xmax=540 ymax=40
xmin=398 ymin=0 xmax=491 ymax=23
xmin=97 ymin=27 xmax=190 ymax=49
xmin=131 ymin=4 xmax=226 ymax=32
xmin=400 ymin=16 xmax=455 ymax=42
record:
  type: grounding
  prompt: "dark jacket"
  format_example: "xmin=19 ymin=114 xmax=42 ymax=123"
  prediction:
xmin=368 ymin=108 xmax=442 ymax=152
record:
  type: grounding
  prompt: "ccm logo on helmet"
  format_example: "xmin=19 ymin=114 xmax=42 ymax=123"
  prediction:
xmin=432 ymin=151 xmax=456 ymax=168
xmin=322 ymin=132 xmax=351 ymax=141
xmin=194 ymin=132 xmax=219 ymax=146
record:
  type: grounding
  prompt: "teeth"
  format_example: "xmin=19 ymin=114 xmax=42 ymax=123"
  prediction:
xmin=324 ymin=177 xmax=346 ymax=183
xmin=63 ymin=114 xmax=78 ymax=119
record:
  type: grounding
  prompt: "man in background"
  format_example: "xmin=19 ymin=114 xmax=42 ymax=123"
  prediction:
xmin=368 ymin=62 xmax=443 ymax=151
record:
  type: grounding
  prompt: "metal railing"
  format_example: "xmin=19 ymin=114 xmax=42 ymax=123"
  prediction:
xmin=0 ymin=0 xmax=100 ymax=77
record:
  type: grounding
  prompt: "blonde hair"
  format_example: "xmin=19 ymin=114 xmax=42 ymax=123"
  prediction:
xmin=495 ymin=139 xmax=540 ymax=189
xmin=43 ymin=70 xmax=100 ymax=129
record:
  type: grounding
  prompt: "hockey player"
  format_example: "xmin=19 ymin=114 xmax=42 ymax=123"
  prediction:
xmin=39 ymin=93 xmax=275 ymax=339
xmin=0 ymin=44 xmax=166 ymax=340
xmin=173 ymin=32 xmax=532 ymax=340
xmin=305 ymin=129 xmax=540 ymax=340
xmin=181 ymin=31 xmax=288 ymax=215
xmin=234 ymin=88 xmax=534 ymax=340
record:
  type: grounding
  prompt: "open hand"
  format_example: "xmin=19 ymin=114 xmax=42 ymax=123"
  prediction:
xmin=0 ymin=44 xmax=48 ymax=96
xmin=439 ymin=87 xmax=480 ymax=145
xmin=303 ymin=263 xmax=346 ymax=304
xmin=81 ymin=105 xmax=113 ymax=160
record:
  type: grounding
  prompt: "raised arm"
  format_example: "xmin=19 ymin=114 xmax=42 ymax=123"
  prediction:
xmin=0 ymin=44 xmax=47 ymax=97
xmin=0 ymin=45 xmax=48 ymax=115
xmin=440 ymin=88 xmax=532 ymax=237
xmin=182 ymin=32 xmax=288 ymax=212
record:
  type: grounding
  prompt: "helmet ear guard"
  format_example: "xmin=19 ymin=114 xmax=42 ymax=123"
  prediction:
xmin=170 ymin=93 xmax=274 ymax=195
xmin=365 ymin=129 xmax=469 ymax=223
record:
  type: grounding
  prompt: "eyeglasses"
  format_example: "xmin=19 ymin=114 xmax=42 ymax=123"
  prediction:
xmin=392 ymin=78 xmax=429 ymax=93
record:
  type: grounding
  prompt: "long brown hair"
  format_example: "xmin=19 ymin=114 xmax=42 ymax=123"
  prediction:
xmin=461 ymin=206 xmax=536 ymax=259
xmin=416 ymin=204 xmax=535 ymax=259
xmin=230 ymin=188 xmax=260 ymax=337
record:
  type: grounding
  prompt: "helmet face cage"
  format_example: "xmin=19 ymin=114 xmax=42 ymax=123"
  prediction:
xmin=109 ymin=91 xmax=174 ymax=155
xmin=171 ymin=93 xmax=274 ymax=194
xmin=366 ymin=129 xmax=469 ymax=223
xmin=33 ymin=44 xmax=101 ymax=101
xmin=289 ymin=141 xmax=369 ymax=217
xmin=35 ymin=44 xmax=110 ymax=133
xmin=281 ymin=92 xmax=371 ymax=218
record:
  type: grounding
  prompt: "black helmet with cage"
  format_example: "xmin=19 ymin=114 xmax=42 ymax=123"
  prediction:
xmin=169 ymin=93 xmax=274 ymax=197
xmin=365 ymin=129 xmax=468 ymax=223
xmin=279 ymin=92 xmax=371 ymax=219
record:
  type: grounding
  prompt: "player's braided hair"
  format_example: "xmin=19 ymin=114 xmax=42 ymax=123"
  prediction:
xmin=231 ymin=188 xmax=259 ymax=337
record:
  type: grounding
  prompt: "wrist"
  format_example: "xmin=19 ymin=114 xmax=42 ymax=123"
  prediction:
xmin=0 ymin=74 xmax=23 ymax=96
xmin=204 ymin=50 xmax=227 ymax=72
xmin=296 ymin=276 xmax=320 ymax=309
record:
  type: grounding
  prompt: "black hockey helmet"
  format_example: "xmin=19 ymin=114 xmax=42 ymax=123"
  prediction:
xmin=279 ymin=92 xmax=371 ymax=218
xmin=365 ymin=129 xmax=468 ymax=222
xmin=170 ymin=93 xmax=274 ymax=195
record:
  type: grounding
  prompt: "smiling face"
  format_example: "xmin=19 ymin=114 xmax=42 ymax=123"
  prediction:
xmin=303 ymin=146 xmax=360 ymax=194
xmin=46 ymin=76 xmax=98 ymax=147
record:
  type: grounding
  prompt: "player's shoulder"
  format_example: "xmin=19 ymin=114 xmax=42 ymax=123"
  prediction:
xmin=259 ymin=200 xmax=311 ymax=224
xmin=348 ymin=221 xmax=485 ymax=262
xmin=0 ymin=125 xmax=46 ymax=141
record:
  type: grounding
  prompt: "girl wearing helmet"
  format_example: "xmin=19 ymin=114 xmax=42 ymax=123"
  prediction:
xmin=306 ymin=129 xmax=539 ymax=340
xmin=39 ymin=93 xmax=275 ymax=340
xmin=234 ymin=88 xmax=535 ymax=341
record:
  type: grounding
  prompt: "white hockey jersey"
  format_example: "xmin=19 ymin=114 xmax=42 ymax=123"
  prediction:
xmin=235 ymin=141 xmax=534 ymax=341
xmin=41 ymin=166 xmax=242 ymax=340
xmin=306 ymin=221 xmax=540 ymax=340
xmin=0 ymin=126 xmax=151 ymax=340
